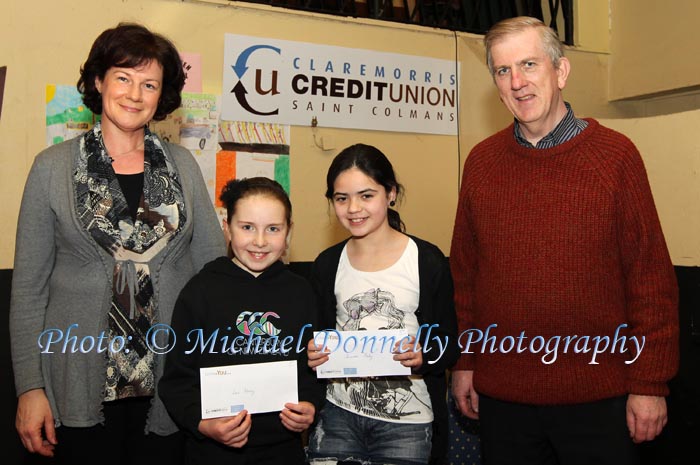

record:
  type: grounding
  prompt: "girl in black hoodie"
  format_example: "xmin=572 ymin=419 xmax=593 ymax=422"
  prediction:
xmin=159 ymin=177 xmax=323 ymax=464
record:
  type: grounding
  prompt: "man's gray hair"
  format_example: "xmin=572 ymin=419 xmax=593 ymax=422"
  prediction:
xmin=484 ymin=16 xmax=565 ymax=75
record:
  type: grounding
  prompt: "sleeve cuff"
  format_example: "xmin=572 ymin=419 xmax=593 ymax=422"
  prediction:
xmin=453 ymin=353 xmax=475 ymax=371
xmin=627 ymin=379 xmax=670 ymax=397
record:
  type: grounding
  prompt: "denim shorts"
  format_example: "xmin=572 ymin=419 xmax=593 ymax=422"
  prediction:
xmin=307 ymin=402 xmax=432 ymax=465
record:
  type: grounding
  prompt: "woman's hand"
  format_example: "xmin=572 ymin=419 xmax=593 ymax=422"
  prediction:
xmin=280 ymin=401 xmax=315 ymax=432
xmin=16 ymin=388 xmax=57 ymax=457
xmin=198 ymin=410 xmax=251 ymax=448
xmin=307 ymin=338 xmax=330 ymax=370
xmin=393 ymin=335 xmax=423 ymax=371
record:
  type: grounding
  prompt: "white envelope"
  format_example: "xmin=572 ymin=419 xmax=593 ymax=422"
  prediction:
xmin=313 ymin=330 xmax=412 ymax=378
xmin=200 ymin=360 xmax=298 ymax=419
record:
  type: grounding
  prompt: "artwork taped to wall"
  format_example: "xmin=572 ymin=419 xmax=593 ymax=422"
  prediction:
xmin=214 ymin=120 xmax=290 ymax=223
xmin=149 ymin=94 xmax=291 ymax=223
xmin=180 ymin=52 xmax=202 ymax=93
xmin=151 ymin=92 xmax=221 ymax=211
xmin=45 ymin=84 xmax=96 ymax=146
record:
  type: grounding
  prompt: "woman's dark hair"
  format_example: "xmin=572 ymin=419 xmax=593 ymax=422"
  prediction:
xmin=77 ymin=23 xmax=185 ymax=121
xmin=219 ymin=177 xmax=292 ymax=226
xmin=326 ymin=143 xmax=405 ymax=232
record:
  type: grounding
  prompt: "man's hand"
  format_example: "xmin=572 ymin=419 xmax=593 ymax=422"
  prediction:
xmin=626 ymin=394 xmax=667 ymax=443
xmin=451 ymin=370 xmax=479 ymax=419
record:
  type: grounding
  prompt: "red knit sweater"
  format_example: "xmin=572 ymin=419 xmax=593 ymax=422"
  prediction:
xmin=450 ymin=119 xmax=679 ymax=405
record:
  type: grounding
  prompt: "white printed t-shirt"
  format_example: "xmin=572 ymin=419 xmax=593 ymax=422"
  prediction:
xmin=325 ymin=238 xmax=433 ymax=424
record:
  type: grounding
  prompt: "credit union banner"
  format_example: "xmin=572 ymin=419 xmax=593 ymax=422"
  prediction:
xmin=222 ymin=34 xmax=458 ymax=135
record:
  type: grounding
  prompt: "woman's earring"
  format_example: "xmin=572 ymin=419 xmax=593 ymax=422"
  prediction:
xmin=390 ymin=200 xmax=396 ymax=207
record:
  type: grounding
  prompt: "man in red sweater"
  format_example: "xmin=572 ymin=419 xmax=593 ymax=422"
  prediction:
xmin=449 ymin=16 xmax=679 ymax=465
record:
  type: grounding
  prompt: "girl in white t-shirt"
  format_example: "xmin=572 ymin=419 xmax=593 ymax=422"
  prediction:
xmin=307 ymin=144 xmax=459 ymax=465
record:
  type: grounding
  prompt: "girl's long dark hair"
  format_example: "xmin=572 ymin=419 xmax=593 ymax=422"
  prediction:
xmin=326 ymin=144 xmax=405 ymax=232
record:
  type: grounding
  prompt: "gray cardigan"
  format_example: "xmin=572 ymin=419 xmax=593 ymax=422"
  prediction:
xmin=10 ymin=136 xmax=225 ymax=435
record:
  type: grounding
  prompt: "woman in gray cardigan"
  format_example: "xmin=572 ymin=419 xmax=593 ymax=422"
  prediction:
xmin=10 ymin=23 xmax=224 ymax=464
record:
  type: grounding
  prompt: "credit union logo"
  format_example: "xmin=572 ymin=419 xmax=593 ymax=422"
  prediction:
xmin=229 ymin=45 xmax=281 ymax=116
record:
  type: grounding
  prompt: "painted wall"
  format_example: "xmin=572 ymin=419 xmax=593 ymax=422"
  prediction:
xmin=574 ymin=0 xmax=610 ymax=53
xmin=602 ymin=110 xmax=700 ymax=266
xmin=609 ymin=0 xmax=700 ymax=100
xmin=1 ymin=0 xmax=697 ymax=268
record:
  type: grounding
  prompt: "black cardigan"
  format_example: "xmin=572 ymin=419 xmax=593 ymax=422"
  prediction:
xmin=310 ymin=235 xmax=459 ymax=465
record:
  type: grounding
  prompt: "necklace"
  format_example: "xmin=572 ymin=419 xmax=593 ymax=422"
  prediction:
xmin=106 ymin=142 xmax=144 ymax=163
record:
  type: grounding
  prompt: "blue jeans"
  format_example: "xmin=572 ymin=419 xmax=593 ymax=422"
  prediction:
xmin=307 ymin=402 xmax=432 ymax=465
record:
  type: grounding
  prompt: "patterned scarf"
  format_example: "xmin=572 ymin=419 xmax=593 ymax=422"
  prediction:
xmin=75 ymin=122 xmax=186 ymax=401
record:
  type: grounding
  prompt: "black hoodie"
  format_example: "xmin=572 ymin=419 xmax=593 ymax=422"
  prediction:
xmin=159 ymin=257 xmax=323 ymax=461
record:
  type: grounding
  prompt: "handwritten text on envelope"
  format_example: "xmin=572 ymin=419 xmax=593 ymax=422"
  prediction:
xmin=313 ymin=330 xmax=412 ymax=378
xmin=200 ymin=360 xmax=298 ymax=419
